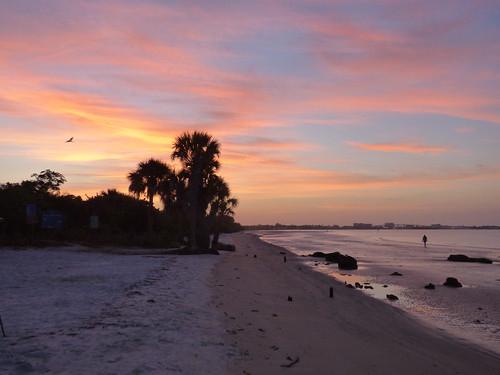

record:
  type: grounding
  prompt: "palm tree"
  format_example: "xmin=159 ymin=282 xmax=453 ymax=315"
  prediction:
xmin=172 ymin=131 xmax=220 ymax=249
xmin=207 ymin=175 xmax=238 ymax=249
xmin=158 ymin=170 xmax=179 ymax=212
xmin=127 ymin=158 xmax=173 ymax=234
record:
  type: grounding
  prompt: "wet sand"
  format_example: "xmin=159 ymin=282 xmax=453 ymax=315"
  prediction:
xmin=259 ymin=229 xmax=500 ymax=353
xmin=215 ymin=232 xmax=500 ymax=374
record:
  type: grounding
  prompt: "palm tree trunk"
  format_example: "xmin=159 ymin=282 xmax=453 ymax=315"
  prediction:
xmin=187 ymin=166 xmax=202 ymax=250
xmin=188 ymin=187 xmax=199 ymax=250
xmin=211 ymin=230 xmax=220 ymax=250
xmin=189 ymin=206 xmax=197 ymax=249
xmin=148 ymin=194 xmax=154 ymax=235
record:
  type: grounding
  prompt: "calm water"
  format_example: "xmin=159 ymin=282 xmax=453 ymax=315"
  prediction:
xmin=258 ymin=229 xmax=500 ymax=355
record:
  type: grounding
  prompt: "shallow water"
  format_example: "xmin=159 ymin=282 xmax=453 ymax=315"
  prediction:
xmin=258 ymin=229 xmax=500 ymax=355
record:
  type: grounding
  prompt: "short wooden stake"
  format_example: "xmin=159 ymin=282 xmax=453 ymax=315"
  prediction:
xmin=0 ymin=314 xmax=6 ymax=337
xmin=283 ymin=256 xmax=287 ymax=263
xmin=329 ymin=287 xmax=334 ymax=298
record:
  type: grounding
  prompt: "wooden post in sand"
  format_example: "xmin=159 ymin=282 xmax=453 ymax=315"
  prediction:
xmin=329 ymin=287 xmax=334 ymax=298
xmin=0 ymin=314 xmax=6 ymax=337
xmin=283 ymin=256 xmax=287 ymax=263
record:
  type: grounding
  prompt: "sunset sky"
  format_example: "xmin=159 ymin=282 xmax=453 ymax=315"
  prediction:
xmin=1 ymin=0 xmax=500 ymax=225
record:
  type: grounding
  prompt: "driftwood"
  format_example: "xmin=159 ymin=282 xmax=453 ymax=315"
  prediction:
xmin=280 ymin=356 xmax=300 ymax=368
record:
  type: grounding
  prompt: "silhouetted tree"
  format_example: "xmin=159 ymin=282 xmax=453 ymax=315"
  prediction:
xmin=172 ymin=131 xmax=220 ymax=249
xmin=127 ymin=159 xmax=174 ymax=234
xmin=31 ymin=169 xmax=66 ymax=194
xmin=207 ymin=175 xmax=238 ymax=249
xmin=0 ymin=170 xmax=76 ymax=237
xmin=0 ymin=132 xmax=241 ymax=248
xmin=87 ymin=189 xmax=149 ymax=233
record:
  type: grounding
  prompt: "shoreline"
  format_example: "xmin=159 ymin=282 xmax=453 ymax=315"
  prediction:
xmin=258 ymin=229 xmax=500 ymax=355
xmin=215 ymin=232 xmax=500 ymax=374
xmin=2 ymin=234 xmax=499 ymax=373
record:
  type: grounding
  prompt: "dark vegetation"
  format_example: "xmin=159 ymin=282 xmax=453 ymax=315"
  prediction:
xmin=0 ymin=131 xmax=242 ymax=249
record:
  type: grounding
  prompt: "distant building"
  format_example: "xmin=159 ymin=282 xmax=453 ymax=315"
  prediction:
xmin=384 ymin=222 xmax=395 ymax=229
xmin=353 ymin=223 xmax=373 ymax=229
xmin=431 ymin=224 xmax=442 ymax=229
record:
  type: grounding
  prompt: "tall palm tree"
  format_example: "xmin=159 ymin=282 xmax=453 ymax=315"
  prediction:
xmin=172 ymin=131 xmax=220 ymax=249
xmin=207 ymin=175 xmax=238 ymax=249
xmin=127 ymin=158 xmax=173 ymax=234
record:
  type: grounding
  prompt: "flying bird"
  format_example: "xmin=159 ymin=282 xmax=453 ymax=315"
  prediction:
xmin=65 ymin=137 xmax=74 ymax=143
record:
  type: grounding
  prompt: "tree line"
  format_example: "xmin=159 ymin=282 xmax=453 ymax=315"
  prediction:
xmin=0 ymin=131 xmax=241 ymax=249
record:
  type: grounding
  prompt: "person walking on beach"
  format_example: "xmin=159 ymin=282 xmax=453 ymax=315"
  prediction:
xmin=422 ymin=234 xmax=428 ymax=248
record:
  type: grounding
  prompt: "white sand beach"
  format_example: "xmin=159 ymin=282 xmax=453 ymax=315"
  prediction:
xmin=0 ymin=247 xmax=229 ymax=374
xmin=1 ymin=233 xmax=500 ymax=374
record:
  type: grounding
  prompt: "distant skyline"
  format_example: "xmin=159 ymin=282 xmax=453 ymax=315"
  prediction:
xmin=1 ymin=1 xmax=500 ymax=225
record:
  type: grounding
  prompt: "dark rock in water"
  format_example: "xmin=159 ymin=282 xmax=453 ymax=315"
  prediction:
xmin=447 ymin=254 xmax=492 ymax=264
xmin=280 ymin=251 xmax=286 ymax=255
xmin=287 ymin=296 xmax=293 ymax=302
xmin=364 ymin=285 xmax=374 ymax=289
xmin=147 ymin=299 xmax=156 ymax=303
xmin=253 ymin=254 xmax=257 ymax=258
xmin=386 ymin=294 xmax=399 ymax=301
xmin=382 ymin=285 xmax=388 ymax=288
xmin=390 ymin=272 xmax=403 ymax=276
xmin=338 ymin=255 xmax=358 ymax=270
xmin=319 ymin=251 xmax=357 ymax=269
xmin=424 ymin=283 xmax=436 ymax=290
xmin=309 ymin=251 xmax=326 ymax=258
xmin=217 ymin=243 xmax=236 ymax=252
xmin=345 ymin=283 xmax=354 ymax=289
xmin=324 ymin=251 xmax=342 ymax=263
xmin=355 ymin=282 xmax=363 ymax=289
xmin=443 ymin=277 xmax=462 ymax=288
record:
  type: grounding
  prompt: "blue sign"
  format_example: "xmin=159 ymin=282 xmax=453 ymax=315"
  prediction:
xmin=26 ymin=203 xmax=37 ymax=224
xmin=41 ymin=211 xmax=64 ymax=229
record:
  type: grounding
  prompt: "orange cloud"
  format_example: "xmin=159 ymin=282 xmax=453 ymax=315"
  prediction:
xmin=347 ymin=141 xmax=449 ymax=154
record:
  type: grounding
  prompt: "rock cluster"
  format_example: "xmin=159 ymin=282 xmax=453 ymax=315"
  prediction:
xmin=443 ymin=277 xmax=462 ymax=288
xmin=447 ymin=254 xmax=492 ymax=264
xmin=308 ymin=251 xmax=358 ymax=270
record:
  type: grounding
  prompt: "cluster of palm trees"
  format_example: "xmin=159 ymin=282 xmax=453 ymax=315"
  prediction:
xmin=127 ymin=131 xmax=238 ymax=250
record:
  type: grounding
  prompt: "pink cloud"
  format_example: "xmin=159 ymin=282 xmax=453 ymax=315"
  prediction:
xmin=347 ymin=141 xmax=449 ymax=155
